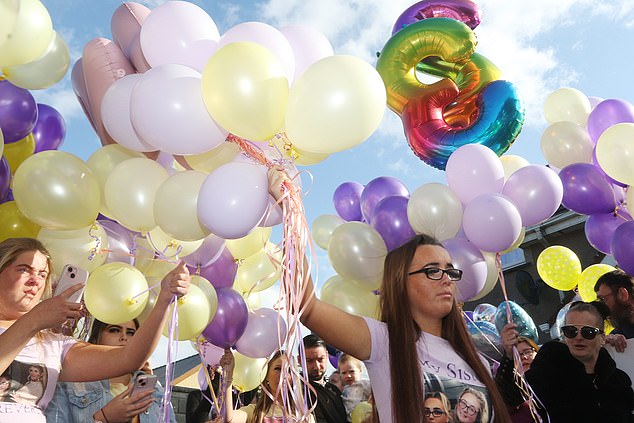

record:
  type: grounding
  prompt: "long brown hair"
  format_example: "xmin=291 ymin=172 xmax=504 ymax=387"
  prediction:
xmin=380 ymin=234 xmax=511 ymax=423
xmin=0 ymin=238 xmax=54 ymax=301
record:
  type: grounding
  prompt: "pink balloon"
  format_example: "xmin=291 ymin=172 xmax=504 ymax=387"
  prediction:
xmin=71 ymin=59 xmax=98 ymax=134
xmin=446 ymin=144 xmax=504 ymax=204
xmin=463 ymin=193 xmax=522 ymax=252
xmin=235 ymin=308 xmax=287 ymax=359
xmin=442 ymin=237 xmax=487 ymax=302
xmin=110 ymin=2 xmax=151 ymax=57
xmin=502 ymin=165 xmax=563 ymax=226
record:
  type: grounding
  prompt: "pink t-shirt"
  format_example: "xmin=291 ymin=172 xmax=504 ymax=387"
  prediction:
xmin=0 ymin=329 xmax=76 ymax=423
xmin=363 ymin=317 xmax=493 ymax=423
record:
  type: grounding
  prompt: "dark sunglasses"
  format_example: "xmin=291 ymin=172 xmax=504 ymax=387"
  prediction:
xmin=423 ymin=407 xmax=446 ymax=417
xmin=408 ymin=267 xmax=463 ymax=281
xmin=561 ymin=325 xmax=603 ymax=340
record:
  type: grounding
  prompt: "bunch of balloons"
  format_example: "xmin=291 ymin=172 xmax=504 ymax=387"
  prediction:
xmin=376 ymin=0 xmax=524 ymax=170
xmin=541 ymin=87 xmax=634 ymax=274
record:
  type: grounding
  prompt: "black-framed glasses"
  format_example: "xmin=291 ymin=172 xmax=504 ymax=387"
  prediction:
xmin=518 ymin=348 xmax=536 ymax=360
xmin=408 ymin=267 xmax=463 ymax=281
xmin=423 ymin=407 xmax=446 ymax=417
xmin=561 ymin=325 xmax=604 ymax=340
xmin=458 ymin=398 xmax=479 ymax=417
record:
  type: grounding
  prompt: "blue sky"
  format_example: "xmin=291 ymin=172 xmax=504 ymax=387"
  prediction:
xmin=34 ymin=0 xmax=634 ymax=364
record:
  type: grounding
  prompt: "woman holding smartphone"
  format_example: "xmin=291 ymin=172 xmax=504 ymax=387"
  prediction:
xmin=45 ymin=318 xmax=175 ymax=422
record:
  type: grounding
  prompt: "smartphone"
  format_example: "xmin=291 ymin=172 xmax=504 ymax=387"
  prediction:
xmin=54 ymin=264 xmax=89 ymax=303
xmin=130 ymin=374 xmax=158 ymax=396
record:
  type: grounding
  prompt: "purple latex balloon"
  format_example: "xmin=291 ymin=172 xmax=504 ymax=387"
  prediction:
xmin=462 ymin=193 xmax=522 ymax=253
xmin=189 ymin=246 xmax=237 ymax=289
xmin=0 ymin=157 xmax=10 ymax=203
xmin=0 ymin=80 xmax=38 ymax=143
xmin=198 ymin=340 xmax=225 ymax=367
xmin=333 ymin=181 xmax=364 ymax=222
xmin=611 ymin=221 xmax=634 ymax=275
xmin=360 ymin=176 xmax=409 ymax=223
xmin=587 ymin=99 xmax=634 ymax=143
xmin=329 ymin=353 xmax=338 ymax=369
xmin=560 ymin=163 xmax=617 ymax=215
xmin=202 ymin=288 xmax=249 ymax=349
xmin=585 ymin=211 xmax=632 ymax=254
xmin=183 ymin=235 xmax=225 ymax=269
xmin=32 ymin=104 xmax=66 ymax=153
xmin=235 ymin=308 xmax=287 ymax=359
xmin=463 ymin=310 xmax=474 ymax=324
xmin=370 ymin=195 xmax=415 ymax=251
xmin=392 ymin=0 xmax=481 ymax=34
xmin=98 ymin=219 xmax=136 ymax=265
xmin=442 ymin=237 xmax=487 ymax=302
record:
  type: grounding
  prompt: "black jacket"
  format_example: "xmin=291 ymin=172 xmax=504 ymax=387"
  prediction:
xmin=308 ymin=380 xmax=347 ymax=423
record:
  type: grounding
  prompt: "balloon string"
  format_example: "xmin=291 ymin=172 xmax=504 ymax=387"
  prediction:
xmin=87 ymin=223 xmax=103 ymax=261
xmin=162 ymin=294 xmax=179 ymax=423
xmin=462 ymin=311 xmax=503 ymax=357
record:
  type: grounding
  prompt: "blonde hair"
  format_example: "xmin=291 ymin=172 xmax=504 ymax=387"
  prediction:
xmin=337 ymin=353 xmax=363 ymax=372
xmin=0 ymin=238 xmax=53 ymax=300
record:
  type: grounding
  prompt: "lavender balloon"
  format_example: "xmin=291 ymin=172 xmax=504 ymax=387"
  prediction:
xmin=0 ymin=157 xmax=10 ymax=203
xmin=443 ymin=237 xmax=487 ymax=302
xmin=611 ymin=221 xmax=634 ymax=275
xmin=585 ymin=211 xmax=632 ymax=254
xmin=392 ymin=0 xmax=481 ymax=34
xmin=560 ymin=163 xmax=617 ymax=215
xmin=189 ymin=246 xmax=237 ymax=289
xmin=183 ymin=234 xmax=225 ymax=268
xmin=587 ymin=99 xmax=634 ymax=143
xmin=360 ymin=176 xmax=409 ymax=223
xmin=333 ymin=181 xmax=364 ymax=221
xmin=0 ymin=80 xmax=38 ymax=143
xmin=235 ymin=308 xmax=287 ymax=359
xmin=32 ymin=104 xmax=66 ymax=153
xmin=371 ymin=195 xmax=415 ymax=251
xmin=202 ymin=288 xmax=249 ymax=349
xmin=98 ymin=219 xmax=136 ymax=265
xmin=462 ymin=193 xmax=522 ymax=253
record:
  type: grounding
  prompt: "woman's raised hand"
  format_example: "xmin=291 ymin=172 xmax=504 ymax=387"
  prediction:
xmin=501 ymin=323 xmax=519 ymax=357
xmin=98 ymin=384 xmax=154 ymax=423
xmin=24 ymin=284 xmax=83 ymax=332
xmin=158 ymin=261 xmax=190 ymax=302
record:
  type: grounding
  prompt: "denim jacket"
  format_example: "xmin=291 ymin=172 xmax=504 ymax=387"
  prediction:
xmin=44 ymin=371 xmax=175 ymax=423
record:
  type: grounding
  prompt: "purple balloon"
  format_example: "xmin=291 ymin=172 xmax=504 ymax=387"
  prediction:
xmin=32 ymin=104 xmax=66 ymax=153
xmin=189 ymin=246 xmax=237 ymax=289
xmin=183 ymin=235 xmax=225 ymax=268
xmin=611 ymin=221 xmax=634 ymax=275
xmin=442 ymin=237 xmax=488 ymax=302
xmin=392 ymin=0 xmax=481 ymax=34
xmin=463 ymin=310 xmax=474 ymax=324
xmin=462 ymin=193 xmax=522 ymax=253
xmin=98 ymin=219 xmax=136 ymax=265
xmin=0 ymin=157 xmax=10 ymax=203
xmin=560 ymin=163 xmax=617 ymax=215
xmin=0 ymin=80 xmax=38 ymax=143
xmin=202 ymin=288 xmax=249 ymax=349
xmin=370 ymin=195 xmax=415 ymax=251
xmin=329 ymin=353 xmax=338 ymax=369
xmin=587 ymin=99 xmax=634 ymax=143
xmin=585 ymin=211 xmax=632 ymax=254
xmin=333 ymin=181 xmax=364 ymax=222
xmin=360 ymin=176 xmax=409 ymax=223
xmin=235 ymin=308 xmax=287 ymax=359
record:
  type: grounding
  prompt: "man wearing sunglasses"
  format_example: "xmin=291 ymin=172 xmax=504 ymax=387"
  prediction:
xmin=595 ymin=269 xmax=634 ymax=352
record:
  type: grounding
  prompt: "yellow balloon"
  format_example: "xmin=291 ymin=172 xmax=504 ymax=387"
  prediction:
xmin=104 ymin=158 xmax=168 ymax=233
xmin=320 ymin=274 xmax=380 ymax=319
xmin=596 ymin=123 xmax=634 ymax=186
xmin=0 ymin=0 xmax=53 ymax=67
xmin=132 ymin=238 xmax=178 ymax=276
xmin=3 ymin=133 xmax=35 ymax=174
xmin=536 ymin=246 xmax=581 ymax=291
xmin=163 ymin=283 xmax=216 ymax=340
xmin=285 ymin=55 xmax=386 ymax=154
xmin=543 ymin=87 xmax=590 ymax=126
xmin=351 ymin=401 xmax=373 ymax=423
xmin=605 ymin=320 xmax=615 ymax=335
xmin=468 ymin=251 xmax=499 ymax=302
xmin=269 ymin=135 xmax=329 ymax=166
xmin=37 ymin=223 xmax=109 ymax=277
xmin=13 ymin=150 xmax=101 ymax=230
xmin=0 ymin=201 xmax=40 ymax=242
xmin=232 ymin=352 xmax=267 ymax=392
xmin=146 ymin=226 xmax=204 ymax=259
xmin=578 ymin=264 xmax=616 ymax=302
xmin=183 ymin=142 xmax=240 ymax=173
xmin=154 ymin=170 xmax=210 ymax=241
xmin=500 ymin=155 xmax=530 ymax=181
xmin=4 ymin=31 xmax=70 ymax=90
xmin=135 ymin=287 xmax=158 ymax=324
xmin=241 ymin=290 xmax=262 ymax=311
xmin=202 ymin=42 xmax=288 ymax=142
xmin=86 ymin=144 xmax=143 ymax=218
xmin=234 ymin=243 xmax=281 ymax=294
xmin=84 ymin=262 xmax=149 ymax=324
xmin=1 ymin=129 xmax=4 ymax=157
xmin=226 ymin=227 xmax=272 ymax=260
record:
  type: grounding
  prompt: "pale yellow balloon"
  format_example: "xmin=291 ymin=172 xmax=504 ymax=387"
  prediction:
xmin=163 ymin=284 xmax=216 ymax=341
xmin=3 ymin=133 xmax=35 ymax=174
xmin=269 ymin=135 xmax=329 ymax=166
xmin=234 ymin=243 xmax=281 ymax=294
xmin=0 ymin=0 xmax=19 ymax=50
xmin=37 ymin=223 xmax=109 ymax=277
xmin=154 ymin=170 xmax=210 ymax=241
xmin=232 ymin=352 xmax=267 ymax=392
xmin=351 ymin=402 xmax=373 ymax=423
xmin=321 ymin=274 xmax=380 ymax=319
xmin=0 ymin=0 xmax=53 ymax=67
xmin=104 ymin=158 xmax=169 ymax=233
xmin=595 ymin=123 xmax=634 ymax=186
xmin=86 ymin=144 xmax=143 ymax=218
xmin=468 ymin=251 xmax=499 ymax=302
xmin=285 ymin=55 xmax=386 ymax=154
xmin=135 ymin=286 xmax=158 ymax=324
xmin=536 ymin=246 xmax=581 ymax=291
xmin=202 ymin=42 xmax=288 ymax=141
xmin=191 ymin=275 xmax=218 ymax=313
xmin=147 ymin=226 xmax=204 ymax=259
xmin=4 ymin=31 xmax=69 ymax=89
xmin=0 ymin=201 xmax=41 ymax=243
xmin=183 ymin=142 xmax=240 ymax=173
xmin=543 ymin=87 xmax=591 ymax=126
xmin=0 ymin=128 xmax=4 ymax=157
xmin=242 ymin=290 xmax=262 ymax=311
xmin=84 ymin=262 xmax=149 ymax=324
xmin=226 ymin=226 xmax=272 ymax=260
xmin=13 ymin=150 xmax=101 ymax=230
xmin=407 ymin=183 xmax=462 ymax=242
xmin=578 ymin=264 xmax=616 ymax=302
xmin=627 ymin=188 xmax=634 ymax=217
xmin=540 ymin=121 xmax=593 ymax=169
xmin=500 ymin=155 xmax=530 ymax=181
xmin=312 ymin=214 xmax=345 ymax=250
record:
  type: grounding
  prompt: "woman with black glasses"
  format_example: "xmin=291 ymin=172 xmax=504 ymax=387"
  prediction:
xmin=424 ymin=391 xmax=453 ymax=423
xmin=508 ymin=301 xmax=633 ymax=422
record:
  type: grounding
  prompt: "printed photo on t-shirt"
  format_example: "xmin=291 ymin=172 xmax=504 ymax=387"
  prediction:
xmin=0 ymin=361 xmax=47 ymax=406
xmin=424 ymin=373 xmax=491 ymax=423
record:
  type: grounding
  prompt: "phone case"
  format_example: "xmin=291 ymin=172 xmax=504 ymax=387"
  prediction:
xmin=54 ymin=264 xmax=89 ymax=303
xmin=131 ymin=374 xmax=158 ymax=395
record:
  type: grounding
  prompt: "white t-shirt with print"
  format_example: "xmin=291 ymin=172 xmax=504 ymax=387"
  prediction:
xmin=363 ymin=317 xmax=492 ymax=423
xmin=0 ymin=329 xmax=76 ymax=423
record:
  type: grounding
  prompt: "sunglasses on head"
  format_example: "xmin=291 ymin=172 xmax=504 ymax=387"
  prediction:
xmin=561 ymin=325 xmax=603 ymax=340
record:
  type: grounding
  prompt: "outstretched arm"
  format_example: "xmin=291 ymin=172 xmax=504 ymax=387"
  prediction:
xmin=218 ymin=350 xmax=248 ymax=423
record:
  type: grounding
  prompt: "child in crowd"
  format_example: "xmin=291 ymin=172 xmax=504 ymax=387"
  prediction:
xmin=338 ymin=354 xmax=372 ymax=421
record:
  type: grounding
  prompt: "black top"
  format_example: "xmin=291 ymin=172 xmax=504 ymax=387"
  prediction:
xmin=307 ymin=380 xmax=348 ymax=423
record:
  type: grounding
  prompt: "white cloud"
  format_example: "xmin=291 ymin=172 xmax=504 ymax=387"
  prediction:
xmin=32 ymin=85 xmax=83 ymax=121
